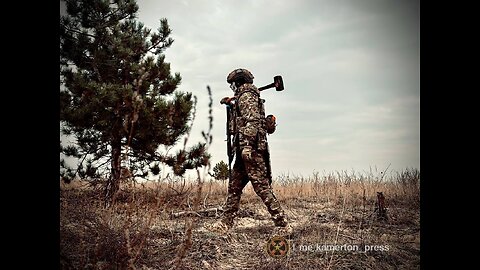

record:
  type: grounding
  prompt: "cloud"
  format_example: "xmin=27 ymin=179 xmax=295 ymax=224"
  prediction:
xmin=62 ymin=0 xmax=420 ymax=177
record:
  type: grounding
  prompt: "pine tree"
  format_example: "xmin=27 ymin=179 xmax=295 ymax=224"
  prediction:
xmin=212 ymin=161 xmax=229 ymax=181
xmin=60 ymin=0 xmax=209 ymax=204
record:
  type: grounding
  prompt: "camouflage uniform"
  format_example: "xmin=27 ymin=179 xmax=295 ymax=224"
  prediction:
xmin=222 ymin=82 xmax=287 ymax=227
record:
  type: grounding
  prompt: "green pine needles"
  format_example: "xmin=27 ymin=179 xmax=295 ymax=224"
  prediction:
xmin=60 ymin=0 xmax=210 ymax=203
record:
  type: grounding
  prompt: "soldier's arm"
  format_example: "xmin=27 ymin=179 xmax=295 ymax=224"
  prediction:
xmin=237 ymin=91 xmax=261 ymax=148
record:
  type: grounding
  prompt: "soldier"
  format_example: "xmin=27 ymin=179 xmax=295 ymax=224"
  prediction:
xmin=218 ymin=68 xmax=288 ymax=230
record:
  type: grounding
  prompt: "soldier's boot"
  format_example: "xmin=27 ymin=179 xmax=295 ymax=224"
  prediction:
xmin=262 ymin=192 xmax=287 ymax=226
xmin=272 ymin=214 xmax=288 ymax=227
xmin=271 ymin=213 xmax=293 ymax=237
xmin=222 ymin=191 xmax=241 ymax=229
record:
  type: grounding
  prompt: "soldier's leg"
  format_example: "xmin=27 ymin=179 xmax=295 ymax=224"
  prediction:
xmin=222 ymin=160 xmax=249 ymax=227
xmin=245 ymin=150 xmax=287 ymax=227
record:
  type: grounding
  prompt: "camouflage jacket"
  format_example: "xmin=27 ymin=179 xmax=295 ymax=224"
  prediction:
xmin=230 ymin=83 xmax=268 ymax=152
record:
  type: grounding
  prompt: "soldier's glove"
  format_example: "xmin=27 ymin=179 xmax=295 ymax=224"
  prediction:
xmin=241 ymin=146 xmax=253 ymax=162
xmin=265 ymin=115 xmax=277 ymax=134
xmin=220 ymin=96 xmax=235 ymax=105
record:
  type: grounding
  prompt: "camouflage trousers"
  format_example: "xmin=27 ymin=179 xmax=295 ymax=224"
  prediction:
xmin=222 ymin=149 xmax=286 ymax=226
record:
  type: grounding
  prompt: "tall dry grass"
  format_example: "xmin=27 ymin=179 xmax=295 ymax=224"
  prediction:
xmin=273 ymin=168 xmax=420 ymax=207
xmin=60 ymin=167 xmax=419 ymax=269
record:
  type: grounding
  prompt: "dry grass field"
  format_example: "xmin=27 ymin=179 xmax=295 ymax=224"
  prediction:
xmin=60 ymin=168 xmax=420 ymax=269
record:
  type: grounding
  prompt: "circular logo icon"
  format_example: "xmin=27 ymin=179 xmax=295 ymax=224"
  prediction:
xmin=265 ymin=236 xmax=289 ymax=258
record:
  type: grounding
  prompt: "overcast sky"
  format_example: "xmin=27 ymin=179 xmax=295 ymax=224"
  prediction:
xmin=135 ymin=0 xmax=419 ymax=177
xmin=61 ymin=0 xmax=420 ymax=179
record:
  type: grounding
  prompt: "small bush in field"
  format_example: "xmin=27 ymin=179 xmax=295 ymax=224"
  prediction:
xmin=212 ymin=160 xmax=229 ymax=181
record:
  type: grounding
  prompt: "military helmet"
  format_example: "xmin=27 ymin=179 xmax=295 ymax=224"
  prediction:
xmin=226 ymin=68 xmax=254 ymax=84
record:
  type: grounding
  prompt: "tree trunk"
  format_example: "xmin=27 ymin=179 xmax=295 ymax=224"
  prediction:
xmin=105 ymin=139 xmax=122 ymax=206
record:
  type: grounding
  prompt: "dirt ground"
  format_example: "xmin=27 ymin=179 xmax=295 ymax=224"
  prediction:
xmin=60 ymin=180 xmax=420 ymax=270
